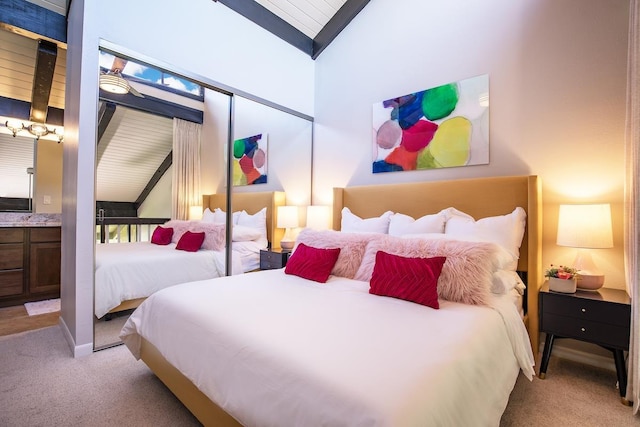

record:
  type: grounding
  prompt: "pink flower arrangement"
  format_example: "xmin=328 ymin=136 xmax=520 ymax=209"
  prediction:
xmin=545 ymin=264 xmax=578 ymax=280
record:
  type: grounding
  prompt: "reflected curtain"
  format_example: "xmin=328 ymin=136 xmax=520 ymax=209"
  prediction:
xmin=625 ymin=0 xmax=640 ymax=412
xmin=172 ymin=118 xmax=202 ymax=220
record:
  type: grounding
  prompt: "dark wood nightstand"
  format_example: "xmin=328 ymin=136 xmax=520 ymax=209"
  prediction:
xmin=260 ymin=249 xmax=291 ymax=270
xmin=538 ymin=282 xmax=631 ymax=403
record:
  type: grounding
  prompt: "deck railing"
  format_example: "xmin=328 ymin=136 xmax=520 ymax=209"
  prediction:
xmin=96 ymin=217 xmax=169 ymax=244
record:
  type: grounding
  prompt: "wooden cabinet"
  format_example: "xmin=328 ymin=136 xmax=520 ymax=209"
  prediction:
xmin=539 ymin=282 xmax=631 ymax=403
xmin=0 ymin=227 xmax=61 ymax=307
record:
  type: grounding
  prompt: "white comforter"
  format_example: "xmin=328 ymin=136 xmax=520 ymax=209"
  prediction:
xmin=95 ymin=242 xmax=245 ymax=318
xmin=121 ymin=270 xmax=535 ymax=426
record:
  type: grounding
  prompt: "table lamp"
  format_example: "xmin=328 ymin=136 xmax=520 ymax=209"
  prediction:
xmin=306 ymin=205 xmax=331 ymax=230
xmin=277 ymin=206 xmax=299 ymax=250
xmin=188 ymin=205 xmax=203 ymax=221
xmin=556 ymin=204 xmax=613 ymax=290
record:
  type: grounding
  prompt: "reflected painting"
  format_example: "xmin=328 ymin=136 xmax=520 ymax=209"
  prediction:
xmin=233 ymin=133 xmax=268 ymax=186
xmin=372 ymin=74 xmax=489 ymax=173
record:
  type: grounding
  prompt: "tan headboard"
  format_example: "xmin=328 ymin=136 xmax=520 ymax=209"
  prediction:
xmin=202 ymin=191 xmax=286 ymax=248
xmin=333 ymin=175 xmax=542 ymax=353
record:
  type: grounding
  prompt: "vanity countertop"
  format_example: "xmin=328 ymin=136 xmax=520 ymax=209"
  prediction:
xmin=0 ymin=213 xmax=62 ymax=227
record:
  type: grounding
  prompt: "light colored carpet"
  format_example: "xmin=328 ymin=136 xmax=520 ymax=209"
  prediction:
xmin=0 ymin=326 xmax=200 ymax=426
xmin=0 ymin=325 xmax=638 ymax=426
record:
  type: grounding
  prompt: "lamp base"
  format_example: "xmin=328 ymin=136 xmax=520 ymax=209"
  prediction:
xmin=576 ymin=273 xmax=604 ymax=291
xmin=280 ymin=240 xmax=295 ymax=250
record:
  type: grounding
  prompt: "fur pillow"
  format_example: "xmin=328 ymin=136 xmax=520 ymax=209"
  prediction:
xmin=189 ymin=222 xmax=226 ymax=251
xmin=163 ymin=220 xmax=192 ymax=244
xmin=295 ymin=229 xmax=385 ymax=279
xmin=354 ymin=235 xmax=502 ymax=305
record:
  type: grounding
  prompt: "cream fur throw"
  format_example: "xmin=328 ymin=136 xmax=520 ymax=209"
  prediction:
xmin=295 ymin=229 xmax=385 ymax=279
xmin=354 ymin=235 xmax=502 ymax=305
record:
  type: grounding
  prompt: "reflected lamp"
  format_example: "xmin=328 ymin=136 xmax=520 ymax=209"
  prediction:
xmin=556 ymin=204 xmax=613 ymax=290
xmin=188 ymin=205 xmax=203 ymax=221
xmin=277 ymin=206 xmax=299 ymax=250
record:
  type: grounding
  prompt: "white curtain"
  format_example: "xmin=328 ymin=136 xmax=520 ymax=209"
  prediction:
xmin=625 ymin=0 xmax=640 ymax=412
xmin=172 ymin=118 xmax=202 ymax=220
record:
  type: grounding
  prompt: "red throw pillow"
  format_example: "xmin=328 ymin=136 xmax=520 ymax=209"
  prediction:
xmin=151 ymin=226 xmax=173 ymax=245
xmin=285 ymin=243 xmax=341 ymax=283
xmin=369 ymin=251 xmax=446 ymax=309
xmin=176 ymin=231 xmax=205 ymax=252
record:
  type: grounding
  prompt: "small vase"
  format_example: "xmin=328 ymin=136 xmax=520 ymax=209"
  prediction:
xmin=549 ymin=277 xmax=577 ymax=293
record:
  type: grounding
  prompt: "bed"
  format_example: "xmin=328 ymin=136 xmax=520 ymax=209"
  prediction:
xmin=94 ymin=191 xmax=285 ymax=318
xmin=120 ymin=175 xmax=542 ymax=426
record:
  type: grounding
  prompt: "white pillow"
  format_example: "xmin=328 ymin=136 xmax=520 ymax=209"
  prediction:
xmin=341 ymin=207 xmax=393 ymax=234
xmin=492 ymin=270 xmax=526 ymax=295
xmin=202 ymin=208 xmax=241 ymax=225
xmin=237 ymin=208 xmax=267 ymax=246
xmin=444 ymin=207 xmax=526 ymax=271
xmin=232 ymin=225 xmax=263 ymax=242
xmin=388 ymin=211 xmax=447 ymax=236
xmin=400 ymin=232 xmax=515 ymax=271
xmin=201 ymin=208 xmax=217 ymax=223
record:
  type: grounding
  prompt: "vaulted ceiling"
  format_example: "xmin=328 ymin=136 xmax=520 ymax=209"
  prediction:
xmin=0 ymin=0 xmax=372 ymax=206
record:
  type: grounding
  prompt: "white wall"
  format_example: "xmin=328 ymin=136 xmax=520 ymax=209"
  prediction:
xmin=137 ymin=167 xmax=172 ymax=219
xmin=34 ymin=139 xmax=63 ymax=213
xmin=62 ymin=0 xmax=314 ymax=355
xmin=313 ymin=0 xmax=629 ymax=289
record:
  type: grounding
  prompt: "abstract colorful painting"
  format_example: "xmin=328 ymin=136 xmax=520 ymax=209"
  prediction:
xmin=372 ymin=74 xmax=489 ymax=173
xmin=233 ymin=133 xmax=268 ymax=186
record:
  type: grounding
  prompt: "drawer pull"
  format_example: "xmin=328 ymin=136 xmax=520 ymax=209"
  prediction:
xmin=581 ymin=327 xmax=586 ymax=332
xmin=581 ymin=308 xmax=586 ymax=313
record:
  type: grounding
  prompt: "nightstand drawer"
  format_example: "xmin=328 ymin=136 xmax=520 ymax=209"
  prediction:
xmin=260 ymin=250 xmax=290 ymax=270
xmin=541 ymin=292 xmax=629 ymax=327
xmin=541 ymin=313 xmax=630 ymax=350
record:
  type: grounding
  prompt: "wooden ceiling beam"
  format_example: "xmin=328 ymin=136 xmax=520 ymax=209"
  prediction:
xmin=29 ymin=39 xmax=57 ymax=124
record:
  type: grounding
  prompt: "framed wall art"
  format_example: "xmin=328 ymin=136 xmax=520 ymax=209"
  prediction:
xmin=233 ymin=133 xmax=268 ymax=186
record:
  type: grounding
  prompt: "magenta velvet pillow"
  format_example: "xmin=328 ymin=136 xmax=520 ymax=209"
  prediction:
xmin=369 ymin=251 xmax=446 ymax=309
xmin=151 ymin=226 xmax=173 ymax=245
xmin=176 ymin=231 xmax=205 ymax=252
xmin=285 ymin=243 xmax=341 ymax=283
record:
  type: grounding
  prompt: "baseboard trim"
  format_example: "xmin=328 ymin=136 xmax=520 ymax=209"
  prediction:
xmin=58 ymin=316 xmax=93 ymax=358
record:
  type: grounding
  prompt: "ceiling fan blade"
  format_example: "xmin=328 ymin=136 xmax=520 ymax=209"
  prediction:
xmin=111 ymin=57 xmax=128 ymax=73
xmin=128 ymin=84 xmax=145 ymax=98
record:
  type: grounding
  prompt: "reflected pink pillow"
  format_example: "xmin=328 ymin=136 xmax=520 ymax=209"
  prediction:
xmin=176 ymin=231 xmax=205 ymax=252
xmin=151 ymin=226 xmax=173 ymax=245
xmin=163 ymin=220 xmax=192 ymax=244
xmin=370 ymin=251 xmax=446 ymax=309
xmin=285 ymin=243 xmax=341 ymax=283
xmin=189 ymin=222 xmax=225 ymax=251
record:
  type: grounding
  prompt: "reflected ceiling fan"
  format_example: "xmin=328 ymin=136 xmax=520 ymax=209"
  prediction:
xmin=99 ymin=56 xmax=144 ymax=97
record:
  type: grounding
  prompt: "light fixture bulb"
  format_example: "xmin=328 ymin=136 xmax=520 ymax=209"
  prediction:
xmin=27 ymin=123 xmax=49 ymax=138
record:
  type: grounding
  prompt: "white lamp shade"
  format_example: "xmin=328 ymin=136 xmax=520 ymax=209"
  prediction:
xmin=556 ymin=204 xmax=613 ymax=249
xmin=277 ymin=206 xmax=299 ymax=229
xmin=188 ymin=205 xmax=203 ymax=221
xmin=306 ymin=205 xmax=331 ymax=230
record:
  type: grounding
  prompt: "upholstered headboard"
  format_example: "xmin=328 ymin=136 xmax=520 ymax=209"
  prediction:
xmin=332 ymin=175 xmax=542 ymax=352
xmin=202 ymin=191 xmax=286 ymax=248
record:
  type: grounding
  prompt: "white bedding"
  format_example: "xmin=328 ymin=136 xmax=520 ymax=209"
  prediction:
xmin=94 ymin=242 xmax=255 ymax=318
xmin=121 ymin=269 xmax=535 ymax=426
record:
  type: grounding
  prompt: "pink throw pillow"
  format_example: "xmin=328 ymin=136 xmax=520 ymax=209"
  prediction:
xmin=370 ymin=251 xmax=446 ymax=309
xmin=151 ymin=226 xmax=173 ymax=245
xmin=163 ymin=220 xmax=192 ymax=244
xmin=285 ymin=243 xmax=341 ymax=283
xmin=295 ymin=229 xmax=384 ymax=279
xmin=355 ymin=235 xmax=500 ymax=306
xmin=189 ymin=222 xmax=226 ymax=251
xmin=176 ymin=231 xmax=205 ymax=252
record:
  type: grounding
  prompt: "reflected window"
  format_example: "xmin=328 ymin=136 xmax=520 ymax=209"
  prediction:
xmin=99 ymin=52 xmax=204 ymax=100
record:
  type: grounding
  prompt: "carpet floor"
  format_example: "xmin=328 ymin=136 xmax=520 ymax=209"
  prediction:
xmin=0 ymin=325 xmax=638 ymax=426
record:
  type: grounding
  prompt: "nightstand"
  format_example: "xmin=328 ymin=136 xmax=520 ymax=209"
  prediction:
xmin=260 ymin=248 xmax=291 ymax=270
xmin=538 ymin=282 xmax=631 ymax=403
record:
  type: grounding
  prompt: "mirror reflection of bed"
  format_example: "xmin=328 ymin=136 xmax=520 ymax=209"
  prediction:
xmin=93 ymin=191 xmax=285 ymax=349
